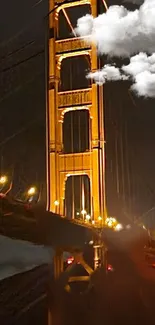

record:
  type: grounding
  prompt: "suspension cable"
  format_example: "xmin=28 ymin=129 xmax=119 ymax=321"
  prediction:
xmin=70 ymin=64 xmax=75 ymax=220
xmin=62 ymin=9 xmax=76 ymax=36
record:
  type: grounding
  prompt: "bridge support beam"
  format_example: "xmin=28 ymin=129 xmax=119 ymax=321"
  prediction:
xmin=53 ymin=249 xmax=63 ymax=279
xmin=93 ymin=242 xmax=107 ymax=270
xmin=52 ymin=240 xmax=108 ymax=290
xmin=48 ymin=236 xmax=107 ymax=325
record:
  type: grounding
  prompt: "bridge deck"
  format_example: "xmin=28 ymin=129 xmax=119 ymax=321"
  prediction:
xmin=0 ymin=196 xmax=93 ymax=248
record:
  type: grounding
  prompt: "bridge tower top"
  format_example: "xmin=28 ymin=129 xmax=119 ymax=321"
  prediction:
xmin=46 ymin=0 xmax=107 ymax=227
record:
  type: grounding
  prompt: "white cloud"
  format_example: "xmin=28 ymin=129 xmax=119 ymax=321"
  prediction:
xmin=122 ymin=53 xmax=155 ymax=97
xmin=88 ymin=53 xmax=155 ymax=98
xmin=131 ymin=70 xmax=155 ymax=97
xmin=76 ymin=0 xmax=155 ymax=98
xmin=75 ymin=15 xmax=94 ymax=38
xmin=122 ymin=52 xmax=155 ymax=76
xmin=76 ymin=0 xmax=155 ymax=57
xmin=87 ymin=64 xmax=128 ymax=85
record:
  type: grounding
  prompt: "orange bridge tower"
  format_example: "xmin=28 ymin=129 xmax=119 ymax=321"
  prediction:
xmin=46 ymin=0 xmax=107 ymax=226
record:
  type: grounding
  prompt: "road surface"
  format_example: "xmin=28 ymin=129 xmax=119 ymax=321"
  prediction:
xmin=1 ymin=227 xmax=155 ymax=325
xmin=56 ymin=228 xmax=155 ymax=325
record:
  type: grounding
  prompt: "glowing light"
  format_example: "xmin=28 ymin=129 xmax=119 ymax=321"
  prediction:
xmin=115 ymin=223 xmax=123 ymax=231
xmin=54 ymin=200 xmax=59 ymax=206
xmin=86 ymin=214 xmax=91 ymax=221
xmin=76 ymin=212 xmax=80 ymax=216
xmin=81 ymin=180 xmax=85 ymax=218
xmin=89 ymin=240 xmax=94 ymax=245
xmin=107 ymin=264 xmax=114 ymax=272
xmin=67 ymin=257 xmax=74 ymax=265
xmin=106 ymin=216 xmax=118 ymax=228
xmin=108 ymin=221 xmax=113 ymax=228
xmin=98 ymin=216 xmax=102 ymax=221
xmin=0 ymin=175 xmax=7 ymax=185
xmin=27 ymin=187 xmax=36 ymax=196
xmin=92 ymin=220 xmax=95 ymax=225
xmin=105 ymin=217 xmax=110 ymax=224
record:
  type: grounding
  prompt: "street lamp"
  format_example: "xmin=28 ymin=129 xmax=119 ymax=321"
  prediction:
xmin=54 ymin=200 xmax=59 ymax=206
xmin=27 ymin=187 xmax=36 ymax=196
xmin=115 ymin=223 xmax=123 ymax=231
xmin=86 ymin=214 xmax=91 ymax=221
xmin=0 ymin=175 xmax=7 ymax=185
xmin=81 ymin=209 xmax=87 ymax=215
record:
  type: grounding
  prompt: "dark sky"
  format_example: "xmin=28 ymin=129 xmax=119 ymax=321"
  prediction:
xmin=0 ymin=0 xmax=47 ymax=194
xmin=0 ymin=0 xmax=155 ymax=222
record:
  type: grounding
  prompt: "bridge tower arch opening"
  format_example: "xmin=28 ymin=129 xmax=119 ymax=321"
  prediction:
xmin=65 ymin=174 xmax=91 ymax=220
xmin=47 ymin=0 xmax=107 ymax=225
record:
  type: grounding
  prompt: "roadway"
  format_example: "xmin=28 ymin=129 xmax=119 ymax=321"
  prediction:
xmin=56 ymin=228 xmax=155 ymax=325
xmin=0 ymin=197 xmax=93 ymax=247
xmin=0 ymin=227 xmax=155 ymax=325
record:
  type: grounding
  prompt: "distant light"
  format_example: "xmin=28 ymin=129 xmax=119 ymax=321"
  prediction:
xmin=108 ymin=220 xmax=113 ymax=228
xmin=107 ymin=264 xmax=114 ymax=272
xmin=115 ymin=223 xmax=123 ymax=231
xmin=0 ymin=175 xmax=7 ymax=185
xmin=76 ymin=212 xmax=80 ymax=216
xmin=112 ymin=217 xmax=116 ymax=223
xmin=81 ymin=209 xmax=87 ymax=215
xmin=54 ymin=200 xmax=59 ymax=206
xmin=105 ymin=217 xmax=110 ymax=224
xmin=92 ymin=220 xmax=95 ymax=225
xmin=86 ymin=214 xmax=91 ymax=221
xmin=89 ymin=240 xmax=94 ymax=245
xmin=143 ymin=225 xmax=147 ymax=230
xmin=98 ymin=216 xmax=102 ymax=221
xmin=126 ymin=224 xmax=131 ymax=230
xmin=28 ymin=187 xmax=36 ymax=196
xmin=67 ymin=257 xmax=74 ymax=265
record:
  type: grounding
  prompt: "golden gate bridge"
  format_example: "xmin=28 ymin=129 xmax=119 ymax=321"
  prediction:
xmin=0 ymin=0 xmax=154 ymax=324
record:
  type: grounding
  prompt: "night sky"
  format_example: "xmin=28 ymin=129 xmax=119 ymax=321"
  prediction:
xmin=0 ymin=0 xmax=47 ymax=196
xmin=0 ymin=0 xmax=155 ymax=223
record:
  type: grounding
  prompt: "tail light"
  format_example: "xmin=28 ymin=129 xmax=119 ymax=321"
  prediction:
xmin=107 ymin=264 xmax=114 ymax=272
xmin=67 ymin=257 xmax=74 ymax=265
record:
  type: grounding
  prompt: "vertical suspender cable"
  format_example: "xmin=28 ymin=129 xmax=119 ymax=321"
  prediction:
xmin=45 ymin=15 xmax=50 ymax=211
xmin=119 ymin=98 xmax=125 ymax=205
xmin=79 ymin=112 xmax=82 ymax=217
xmin=124 ymin=119 xmax=131 ymax=215
xmin=115 ymin=128 xmax=120 ymax=196
xmin=70 ymin=63 xmax=75 ymax=220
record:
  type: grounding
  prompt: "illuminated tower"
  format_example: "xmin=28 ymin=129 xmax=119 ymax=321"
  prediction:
xmin=47 ymin=0 xmax=106 ymax=225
